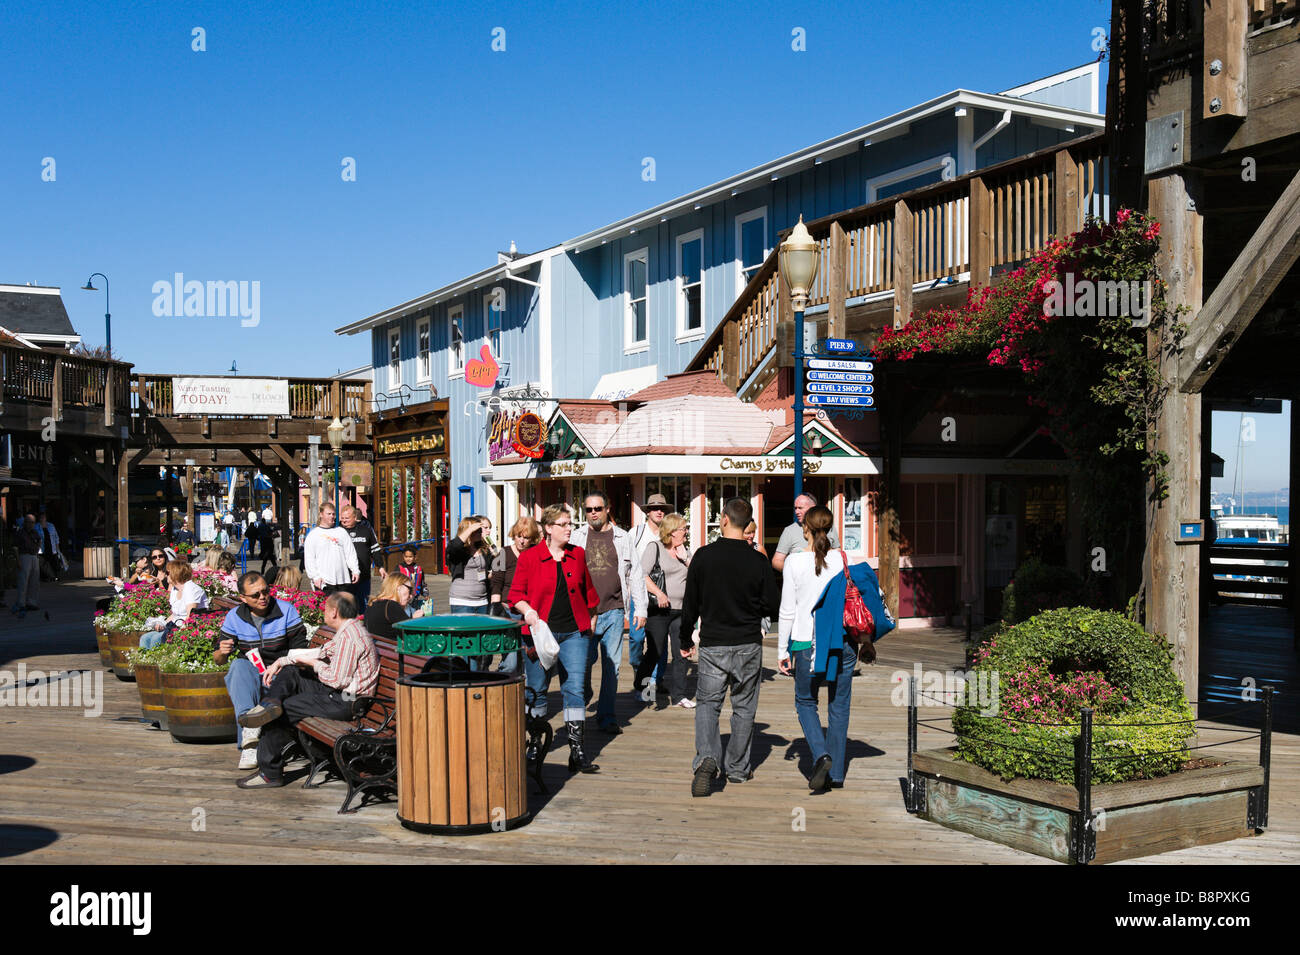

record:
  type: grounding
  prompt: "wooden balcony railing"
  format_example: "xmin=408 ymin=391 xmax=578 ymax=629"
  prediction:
xmin=131 ymin=375 xmax=372 ymax=420
xmin=692 ymin=132 xmax=1110 ymax=391
xmin=0 ymin=343 xmax=133 ymax=427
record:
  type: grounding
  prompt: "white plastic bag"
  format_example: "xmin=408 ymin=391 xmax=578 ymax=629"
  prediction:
xmin=531 ymin=619 xmax=560 ymax=671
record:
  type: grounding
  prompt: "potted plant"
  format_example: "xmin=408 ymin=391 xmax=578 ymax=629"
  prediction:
xmin=157 ymin=614 xmax=238 ymax=743
xmin=93 ymin=609 xmax=113 ymax=669
xmin=99 ymin=588 xmax=171 ymax=681
xmin=127 ymin=644 xmax=169 ymax=730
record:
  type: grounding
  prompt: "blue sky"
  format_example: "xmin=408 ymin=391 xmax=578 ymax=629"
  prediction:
xmin=6 ymin=1 xmax=1288 ymax=488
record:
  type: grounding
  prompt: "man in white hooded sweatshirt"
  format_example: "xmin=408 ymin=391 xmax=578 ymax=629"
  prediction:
xmin=303 ymin=503 xmax=359 ymax=597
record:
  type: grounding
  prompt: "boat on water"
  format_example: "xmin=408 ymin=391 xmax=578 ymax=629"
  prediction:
xmin=1209 ymin=504 xmax=1288 ymax=602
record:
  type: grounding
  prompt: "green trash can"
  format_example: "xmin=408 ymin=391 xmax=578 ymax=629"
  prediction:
xmin=392 ymin=615 xmax=531 ymax=834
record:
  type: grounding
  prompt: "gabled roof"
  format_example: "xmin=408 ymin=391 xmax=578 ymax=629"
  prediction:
xmin=625 ymin=370 xmax=734 ymax=402
xmin=0 ymin=285 xmax=79 ymax=339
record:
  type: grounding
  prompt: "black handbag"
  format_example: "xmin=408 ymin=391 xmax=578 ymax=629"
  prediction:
xmin=648 ymin=542 xmax=669 ymax=613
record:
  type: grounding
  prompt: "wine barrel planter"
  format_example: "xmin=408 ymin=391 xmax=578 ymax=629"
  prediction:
xmin=106 ymin=629 xmax=148 ymax=681
xmin=396 ymin=670 xmax=530 ymax=834
xmin=161 ymin=670 xmax=236 ymax=743
xmin=94 ymin=623 xmax=113 ymax=669
xmin=134 ymin=662 xmax=169 ymax=731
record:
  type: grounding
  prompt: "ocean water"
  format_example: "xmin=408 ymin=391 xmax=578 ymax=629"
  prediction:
xmin=1223 ymin=505 xmax=1290 ymax=526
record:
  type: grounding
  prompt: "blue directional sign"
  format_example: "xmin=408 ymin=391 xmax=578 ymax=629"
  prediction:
xmin=808 ymin=358 xmax=873 ymax=372
xmin=807 ymin=371 xmax=873 ymax=383
xmin=807 ymin=394 xmax=875 ymax=407
xmin=807 ymin=383 xmax=873 ymax=395
xmin=825 ymin=338 xmax=856 ymax=352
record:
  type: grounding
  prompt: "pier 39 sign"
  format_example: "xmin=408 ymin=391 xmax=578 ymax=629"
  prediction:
xmin=171 ymin=378 xmax=289 ymax=416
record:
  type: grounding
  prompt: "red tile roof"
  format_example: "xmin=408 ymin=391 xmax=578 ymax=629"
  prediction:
xmin=626 ymin=370 xmax=734 ymax=402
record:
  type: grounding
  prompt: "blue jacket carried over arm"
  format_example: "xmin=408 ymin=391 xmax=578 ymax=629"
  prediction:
xmin=811 ymin=560 xmax=896 ymax=682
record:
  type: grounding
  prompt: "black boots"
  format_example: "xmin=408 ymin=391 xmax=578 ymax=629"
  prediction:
xmin=566 ymin=720 xmax=599 ymax=773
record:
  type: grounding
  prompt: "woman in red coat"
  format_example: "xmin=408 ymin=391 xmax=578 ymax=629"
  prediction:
xmin=508 ymin=504 xmax=601 ymax=773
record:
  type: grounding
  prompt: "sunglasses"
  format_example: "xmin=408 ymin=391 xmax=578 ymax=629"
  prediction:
xmin=150 ymin=554 xmax=166 ymax=560
xmin=242 ymin=589 xmax=270 ymax=599
xmin=584 ymin=506 xmax=605 ymax=513
xmin=647 ymin=506 xmax=666 ymax=512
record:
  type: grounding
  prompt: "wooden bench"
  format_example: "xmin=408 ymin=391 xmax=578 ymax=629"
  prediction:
xmin=291 ymin=629 xmax=553 ymax=813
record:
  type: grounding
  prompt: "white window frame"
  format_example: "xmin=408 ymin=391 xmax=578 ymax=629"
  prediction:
xmin=734 ymin=207 xmax=768 ymax=296
xmin=623 ymin=248 xmax=649 ymax=353
xmin=866 ymin=154 xmax=954 ymax=202
xmin=486 ymin=291 xmax=502 ymax=359
xmin=416 ymin=319 xmax=431 ymax=383
xmin=675 ymin=228 xmax=705 ymax=342
xmin=448 ymin=305 xmax=465 ymax=377
xmin=388 ymin=328 xmax=401 ymax=389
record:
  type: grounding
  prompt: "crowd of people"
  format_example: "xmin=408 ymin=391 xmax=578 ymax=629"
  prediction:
xmin=94 ymin=488 xmax=893 ymax=796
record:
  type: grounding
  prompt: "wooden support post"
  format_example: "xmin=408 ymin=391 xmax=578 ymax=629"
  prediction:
xmin=877 ymin=396 xmax=903 ymax=621
xmin=776 ymin=266 xmax=795 ymax=368
xmin=51 ymin=357 xmax=63 ymax=423
xmin=104 ymin=367 xmax=115 ymax=428
xmin=165 ymin=466 xmax=174 ymax=537
xmin=185 ymin=466 xmax=195 ymax=541
xmin=116 ymin=450 xmax=130 ymax=570
xmin=362 ymin=383 xmax=374 ymax=437
xmin=330 ymin=381 xmax=342 ymax=419
xmin=1145 ymin=171 xmax=1204 ymax=695
xmin=277 ymin=467 xmax=294 ymax=567
xmin=893 ymin=199 xmax=913 ymax=328
xmin=1054 ymin=147 xmax=1079 ymax=237
xmin=722 ymin=320 xmax=740 ymax=392
xmin=1203 ymin=0 xmax=1247 ymax=120
xmin=828 ymin=220 xmax=848 ymax=340
xmin=969 ymin=175 xmax=992 ymax=288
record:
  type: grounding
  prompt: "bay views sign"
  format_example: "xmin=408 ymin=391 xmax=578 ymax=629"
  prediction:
xmin=171 ymin=378 xmax=289 ymax=416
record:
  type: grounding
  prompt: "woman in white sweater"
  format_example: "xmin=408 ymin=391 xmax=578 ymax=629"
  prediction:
xmin=777 ymin=505 xmax=852 ymax=792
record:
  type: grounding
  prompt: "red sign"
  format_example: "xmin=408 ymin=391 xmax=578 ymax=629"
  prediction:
xmin=465 ymin=345 xmax=500 ymax=388
xmin=512 ymin=412 xmax=547 ymax=459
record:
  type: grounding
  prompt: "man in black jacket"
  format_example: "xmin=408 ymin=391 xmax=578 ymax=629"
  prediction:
xmin=340 ymin=505 xmax=385 ymax=607
xmin=679 ymin=497 xmax=780 ymax=796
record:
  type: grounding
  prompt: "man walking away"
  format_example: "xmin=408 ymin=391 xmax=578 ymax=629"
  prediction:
xmin=303 ymin=503 xmax=359 ymax=596
xmin=340 ymin=505 xmax=386 ymax=608
xmin=37 ymin=511 xmax=63 ymax=582
xmin=571 ymin=491 xmax=646 ymax=734
xmin=680 ymin=498 xmax=779 ymax=796
xmin=13 ymin=514 xmax=42 ymax=614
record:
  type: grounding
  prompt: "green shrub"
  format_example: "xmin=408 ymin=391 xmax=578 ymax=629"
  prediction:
xmin=1001 ymin=558 xmax=1085 ymax=625
xmin=954 ymin=607 xmax=1194 ymax=784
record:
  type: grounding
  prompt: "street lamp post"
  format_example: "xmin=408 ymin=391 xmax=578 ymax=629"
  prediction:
xmin=327 ymin=417 xmax=346 ymax=525
xmin=778 ymin=215 xmax=821 ymax=505
xmin=81 ymin=273 xmax=111 ymax=359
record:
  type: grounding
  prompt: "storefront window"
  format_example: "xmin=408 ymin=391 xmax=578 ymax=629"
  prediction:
xmin=390 ymin=469 xmax=401 ymax=545
xmin=404 ymin=466 xmax=416 ymax=542
xmin=705 ymin=476 xmax=752 ymax=543
xmin=420 ymin=463 xmax=433 ymax=541
xmin=843 ymin=477 xmax=864 ymax=551
xmin=645 ymin=475 xmax=691 ymax=518
xmin=377 ymin=465 xmax=390 ymax=545
xmin=899 ymin=479 xmax=958 ymax=557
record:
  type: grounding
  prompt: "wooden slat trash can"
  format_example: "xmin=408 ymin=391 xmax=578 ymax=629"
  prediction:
xmin=393 ymin=614 xmax=530 ymax=834
xmin=396 ymin=670 xmax=530 ymax=834
xmin=83 ymin=545 xmax=114 ymax=580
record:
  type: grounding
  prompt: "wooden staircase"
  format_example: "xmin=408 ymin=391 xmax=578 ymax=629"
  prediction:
xmin=689 ymin=132 xmax=1111 ymax=396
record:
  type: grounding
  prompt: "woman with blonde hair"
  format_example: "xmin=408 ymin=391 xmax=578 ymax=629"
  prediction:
xmin=273 ymin=564 xmax=307 ymax=593
xmin=635 ymin=512 xmax=693 ymax=708
xmin=364 ymin=571 xmax=416 ymax=640
xmin=138 ymin=560 xmax=211 ymax=650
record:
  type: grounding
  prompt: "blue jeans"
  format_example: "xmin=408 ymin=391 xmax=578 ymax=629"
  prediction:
xmin=524 ymin=630 xmax=590 ymax=723
xmin=628 ymin=597 xmax=646 ymax=669
xmin=450 ymin=603 xmax=492 ymax=671
xmin=584 ymin=608 xmax=626 ymax=722
xmin=497 ymin=608 xmax=522 ymax=674
xmin=224 ymin=657 xmax=264 ymax=749
xmin=792 ymin=646 xmax=854 ymax=783
xmin=139 ymin=630 xmax=165 ymax=650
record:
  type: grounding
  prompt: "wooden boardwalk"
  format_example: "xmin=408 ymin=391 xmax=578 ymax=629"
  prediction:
xmin=1 ymin=581 xmax=1297 ymax=864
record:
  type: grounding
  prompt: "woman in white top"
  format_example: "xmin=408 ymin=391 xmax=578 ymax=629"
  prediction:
xmin=777 ymin=505 xmax=852 ymax=792
xmin=138 ymin=560 xmax=212 ymax=650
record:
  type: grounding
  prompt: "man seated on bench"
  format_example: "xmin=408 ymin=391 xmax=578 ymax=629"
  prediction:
xmin=213 ymin=571 xmax=309 ymax=772
xmin=234 ymin=591 xmax=379 ymax=790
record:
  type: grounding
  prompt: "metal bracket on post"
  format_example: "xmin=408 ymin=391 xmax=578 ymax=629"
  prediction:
xmin=906 ymin=675 xmax=923 ymax=813
xmin=1072 ymin=707 xmax=1096 ymax=864
xmin=1257 ymin=685 xmax=1274 ymax=830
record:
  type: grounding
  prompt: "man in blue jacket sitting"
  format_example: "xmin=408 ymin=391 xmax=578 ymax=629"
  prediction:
xmin=213 ymin=571 xmax=308 ymax=771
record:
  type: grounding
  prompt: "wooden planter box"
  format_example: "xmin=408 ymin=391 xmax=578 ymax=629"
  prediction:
xmin=134 ymin=662 xmax=169 ymax=731
xmin=106 ymin=629 xmax=148 ymax=682
xmin=161 ymin=670 xmax=236 ymax=743
xmin=910 ymin=747 xmax=1267 ymax=864
xmin=94 ymin=623 xmax=112 ymax=669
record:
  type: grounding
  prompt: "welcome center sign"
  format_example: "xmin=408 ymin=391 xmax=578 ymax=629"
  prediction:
xmin=172 ymin=377 xmax=290 ymax=415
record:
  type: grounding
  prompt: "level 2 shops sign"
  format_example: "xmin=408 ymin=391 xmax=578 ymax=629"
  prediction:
xmin=512 ymin=412 xmax=547 ymax=459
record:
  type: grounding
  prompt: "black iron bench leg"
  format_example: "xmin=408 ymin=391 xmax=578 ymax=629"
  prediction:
xmin=334 ymin=732 xmax=398 ymax=815
xmin=296 ymin=730 xmax=339 ymax=789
